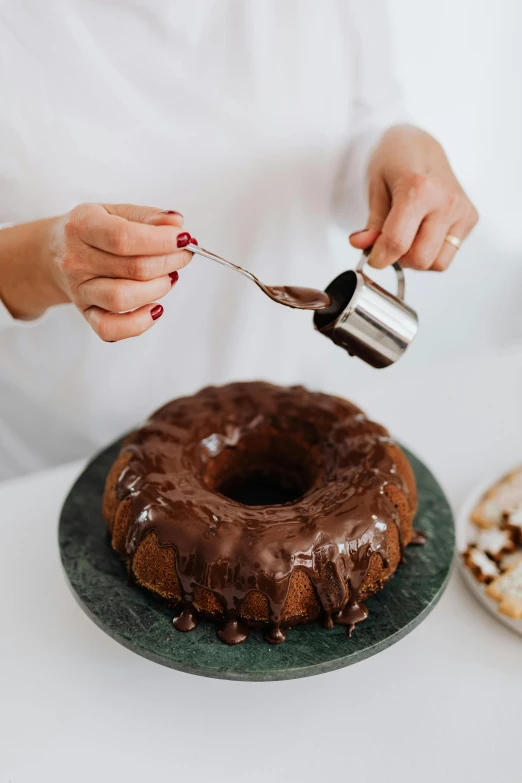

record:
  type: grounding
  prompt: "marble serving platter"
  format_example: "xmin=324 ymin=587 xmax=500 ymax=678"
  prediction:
xmin=59 ymin=440 xmax=455 ymax=681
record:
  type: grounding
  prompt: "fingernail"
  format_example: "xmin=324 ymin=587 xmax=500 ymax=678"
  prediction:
xmin=177 ymin=232 xmax=191 ymax=248
xmin=190 ymin=237 xmax=198 ymax=246
xmin=349 ymin=228 xmax=371 ymax=238
xmin=151 ymin=304 xmax=164 ymax=321
xmin=169 ymin=271 xmax=179 ymax=286
xmin=161 ymin=210 xmax=183 ymax=217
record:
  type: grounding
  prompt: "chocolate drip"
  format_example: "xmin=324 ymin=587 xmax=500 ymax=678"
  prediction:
xmin=411 ymin=530 xmax=427 ymax=546
xmin=334 ymin=601 xmax=369 ymax=637
xmin=217 ymin=616 xmax=249 ymax=645
xmin=173 ymin=609 xmax=198 ymax=632
xmin=265 ymin=625 xmax=286 ymax=645
xmin=323 ymin=612 xmax=335 ymax=630
xmin=115 ymin=382 xmax=416 ymax=645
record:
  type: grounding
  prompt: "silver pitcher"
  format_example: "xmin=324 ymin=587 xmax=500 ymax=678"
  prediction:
xmin=314 ymin=252 xmax=418 ymax=368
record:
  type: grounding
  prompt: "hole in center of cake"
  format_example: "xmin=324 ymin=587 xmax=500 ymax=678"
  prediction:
xmin=217 ymin=468 xmax=307 ymax=506
xmin=203 ymin=430 xmax=320 ymax=507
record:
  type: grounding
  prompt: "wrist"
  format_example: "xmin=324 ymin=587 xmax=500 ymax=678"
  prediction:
xmin=369 ymin=124 xmax=444 ymax=179
xmin=0 ymin=217 xmax=69 ymax=320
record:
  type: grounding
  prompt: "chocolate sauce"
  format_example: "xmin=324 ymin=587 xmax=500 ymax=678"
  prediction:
xmin=173 ymin=609 xmax=198 ymax=632
xmin=116 ymin=382 xmax=417 ymax=645
xmin=266 ymin=286 xmax=331 ymax=311
xmin=217 ymin=616 xmax=249 ymax=645
xmin=411 ymin=530 xmax=427 ymax=546
xmin=334 ymin=601 xmax=369 ymax=637
xmin=265 ymin=625 xmax=286 ymax=645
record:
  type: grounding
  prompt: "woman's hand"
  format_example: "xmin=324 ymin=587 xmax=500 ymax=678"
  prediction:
xmin=349 ymin=125 xmax=479 ymax=271
xmin=0 ymin=203 xmax=194 ymax=340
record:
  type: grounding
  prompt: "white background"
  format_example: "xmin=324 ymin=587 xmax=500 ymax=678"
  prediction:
xmin=383 ymin=0 xmax=522 ymax=365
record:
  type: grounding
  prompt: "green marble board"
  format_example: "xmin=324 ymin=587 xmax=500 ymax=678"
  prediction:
xmin=59 ymin=440 xmax=454 ymax=681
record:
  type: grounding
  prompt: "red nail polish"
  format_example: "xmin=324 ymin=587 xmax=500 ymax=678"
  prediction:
xmin=169 ymin=271 xmax=179 ymax=285
xmin=177 ymin=232 xmax=191 ymax=248
xmin=161 ymin=210 xmax=183 ymax=217
xmin=151 ymin=304 xmax=163 ymax=321
xmin=190 ymin=237 xmax=198 ymax=246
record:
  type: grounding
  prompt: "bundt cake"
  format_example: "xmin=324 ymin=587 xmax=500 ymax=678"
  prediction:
xmin=102 ymin=382 xmax=419 ymax=645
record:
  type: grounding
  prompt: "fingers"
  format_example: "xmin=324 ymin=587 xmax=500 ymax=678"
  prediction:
xmin=368 ymin=175 xmax=443 ymax=269
xmin=349 ymin=227 xmax=381 ymax=250
xmin=431 ymin=237 xmax=458 ymax=273
xmin=84 ymin=303 xmax=164 ymax=342
xmin=77 ymin=274 xmax=176 ymax=313
xmin=431 ymin=211 xmax=477 ymax=272
xmin=60 ymin=202 xmax=196 ymax=341
xmin=366 ymin=176 xmax=391 ymax=232
xmin=103 ymin=204 xmax=184 ymax=229
xmin=66 ymin=203 xmax=191 ymax=256
xmin=350 ymin=125 xmax=480 ymax=273
xmin=349 ymin=178 xmax=390 ymax=250
xmin=399 ymin=214 xmax=450 ymax=270
xmin=68 ymin=244 xmax=193 ymax=280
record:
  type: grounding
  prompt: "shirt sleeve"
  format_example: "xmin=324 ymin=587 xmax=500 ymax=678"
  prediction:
xmin=333 ymin=0 xmax=410 ymax=230
xmin=0 ymin=223 xmax=50 ymax=329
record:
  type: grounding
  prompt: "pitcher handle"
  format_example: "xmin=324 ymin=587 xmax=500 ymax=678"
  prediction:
xmin=356 ymin=248 xmax=405 ymax=301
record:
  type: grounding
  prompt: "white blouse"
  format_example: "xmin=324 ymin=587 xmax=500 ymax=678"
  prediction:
xmin=0 ymin=0 xmax=405 ymax=479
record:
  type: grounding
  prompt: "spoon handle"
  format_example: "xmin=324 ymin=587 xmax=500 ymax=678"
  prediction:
xmin=186 ymin=242 xmax=258 ymax=286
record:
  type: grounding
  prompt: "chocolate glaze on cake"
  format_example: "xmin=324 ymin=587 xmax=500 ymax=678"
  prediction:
xmin=107 ymin=382 xmax=418 ymax=645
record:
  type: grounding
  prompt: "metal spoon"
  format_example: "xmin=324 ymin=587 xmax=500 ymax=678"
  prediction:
xmin=186 ymin=242 xmax=330 ymax=311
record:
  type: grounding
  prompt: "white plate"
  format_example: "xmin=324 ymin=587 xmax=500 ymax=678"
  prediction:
xmin=456 ymin=464 xmax=522 ymax=637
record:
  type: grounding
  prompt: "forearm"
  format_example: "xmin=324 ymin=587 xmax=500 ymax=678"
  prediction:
xmin=0 ymin=218 xmax=68 ymax=320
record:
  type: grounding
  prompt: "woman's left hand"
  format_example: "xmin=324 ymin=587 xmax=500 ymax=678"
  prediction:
xmin=349 ymin=125 xmax=479 ymax=271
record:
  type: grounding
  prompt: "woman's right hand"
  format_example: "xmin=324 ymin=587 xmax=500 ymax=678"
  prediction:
xmin=0 ymin=203 xmax=195 ymax=341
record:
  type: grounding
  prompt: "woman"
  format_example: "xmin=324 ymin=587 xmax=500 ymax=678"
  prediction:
xmin=0 ymin=1 xmax=477 ymax=479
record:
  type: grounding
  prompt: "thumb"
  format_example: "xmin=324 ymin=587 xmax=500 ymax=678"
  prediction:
xmin=348 ymin=177 xmax=390 ymax=249
xmin=102 ymin=204 xmax=185 ymax=229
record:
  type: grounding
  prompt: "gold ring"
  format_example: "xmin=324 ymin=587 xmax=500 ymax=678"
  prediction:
xmin=444 ymin=233 xmax=461 ymax=250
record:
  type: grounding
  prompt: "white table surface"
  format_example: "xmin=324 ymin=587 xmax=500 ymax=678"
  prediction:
xmin=1 ymin=345 xmax=521 ymax=783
